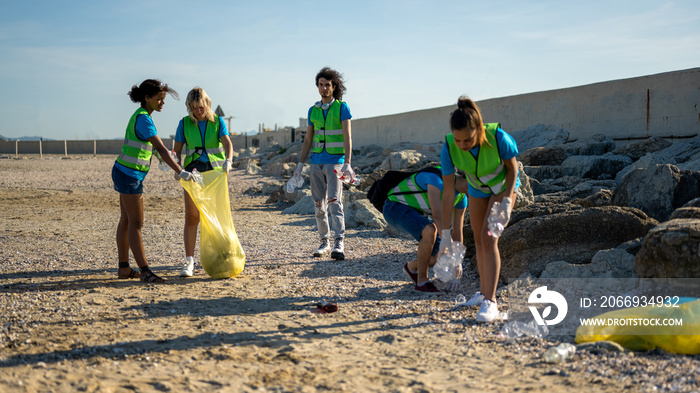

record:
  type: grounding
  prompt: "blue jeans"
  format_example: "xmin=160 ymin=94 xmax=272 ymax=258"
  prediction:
xmin=383 ymin=200 xmax=441 ymax=256
xmin=310 ymin=163 xmax=345 ymax=240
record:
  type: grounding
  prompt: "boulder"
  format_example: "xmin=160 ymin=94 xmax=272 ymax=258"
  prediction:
xmin=559 ymin=153 xmax=632 ymax=180
xmin=497 ymin=206 xmax=658 ymax=281
xmin=612 ymin=164 xmax=700 ymax=222
xmin=613 ymin=136 xmax=672 ymax=161
xmin=510 ymin=124 xmax=569 ymax=152
xmin=635 ymin=219 xmax=700 ymax=278
xmin=519 ymin=145 xmax=568 ymax=166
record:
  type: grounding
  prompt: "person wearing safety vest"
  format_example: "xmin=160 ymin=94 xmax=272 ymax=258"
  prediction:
xmin=112 ymin=79 xmax=194 ymax=284
xmin=173 ymin=87 xmax=234 ymax=278
xmin=383 ymin=167 xmax=470 ymax=294
xmin=440 ymin=96 xmax=521 ymax=322
xmin=294 ymin=67 xmax=354 ymax=260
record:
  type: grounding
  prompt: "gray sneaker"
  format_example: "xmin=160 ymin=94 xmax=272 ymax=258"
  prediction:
xmin=331 ymin=238 xmax=345 ymax=260
xmin=313 ymin=238 xmax=331 ymax=257
xmin=180 ymin=259 xmax=195 ymax=277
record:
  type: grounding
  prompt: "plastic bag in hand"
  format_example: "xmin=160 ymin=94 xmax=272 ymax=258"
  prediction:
xmin=487 ymin=201 xmax=508 ymax=237
xmin=285 ymin=173 xmax=304 ymax=193
xmin=433 ymin=239 xmax=466 ymax=283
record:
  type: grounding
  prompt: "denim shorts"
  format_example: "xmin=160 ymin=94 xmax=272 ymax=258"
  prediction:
xmin=383 ymin=200 xmax=441 ymax=256
xmin=112 ymin=165 xmax=143 ymax=195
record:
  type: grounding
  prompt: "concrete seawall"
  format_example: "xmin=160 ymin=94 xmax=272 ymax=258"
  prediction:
xmin=2 ymin=68 xmax=698 ymax=155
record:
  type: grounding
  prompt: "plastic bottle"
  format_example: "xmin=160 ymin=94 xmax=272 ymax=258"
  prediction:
xmin=191 ymin=168 xmax=203 ymax=185
xmin=487 ymin=201 xmax=508 ymax=237
xmin=434 ymin=240 xmax=466 ymax=283
xmin=500 ymin=319 xmax=549 ymax=339
xmin=159 ymin=150 xmax=177 ymax=172
xmin=285 ymin=173 xmax=304 ymax=193
xmin=333 ymin=169 xmax=361 ymax=185
xmin=543 ymin=343 xmax=576 ymax=364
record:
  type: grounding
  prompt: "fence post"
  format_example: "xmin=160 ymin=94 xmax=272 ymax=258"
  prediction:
xmin=39 ymin=139 xmax=43 ymax=159
xmin=64 ymin=140 xmax=68 ymax=157
xmin=94 ymin=140 xmax=96 ymax=156
xmin=15 ymin=140 xmax=18 ymax=158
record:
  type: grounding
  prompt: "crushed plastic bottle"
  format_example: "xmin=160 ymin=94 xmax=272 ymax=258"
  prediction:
xmin=191 ymin=168 xmax=204 ymax=185
xmin=487 ymin=201 xmax=508 ymax=237
xmin=500 ymin=319 xmax=549 ymax=339
xmin=285 ymin=173 xmax=304 ymax=193
xmin=333 ymin=169 xmax=361 ymax=185
xmin=159 ymin=150 xmax=177 ymax=172
xmin=434 ymin=240 xmax=466 ymax=283
xmin=543 ymin=343 xmax=576 ymax=364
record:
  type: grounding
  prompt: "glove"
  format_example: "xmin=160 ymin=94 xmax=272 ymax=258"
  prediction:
xmin=223 ymin=159 xmax=232 ymax=173
xmin=502 ymin=196 xmax=513 ymax=226
xmin=178 ymin=170 xmax=194 ymax=181
xmin=294 ymin=162 xmax=303 ymax=176
xmin=341 ymin=163 xmax=356 ymax=182
xmin=444 ymin=278 xmax=462 ymax=292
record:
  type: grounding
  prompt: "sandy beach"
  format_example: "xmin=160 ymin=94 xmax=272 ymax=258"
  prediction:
xmin=0 ymin=155 xmax=698 ymax=393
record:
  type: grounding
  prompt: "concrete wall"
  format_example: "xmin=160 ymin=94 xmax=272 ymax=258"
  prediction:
xmin=2 ymin=68 xmax=698 ymax=155
xmin=352 ymin=67 xmax=700 ymax=147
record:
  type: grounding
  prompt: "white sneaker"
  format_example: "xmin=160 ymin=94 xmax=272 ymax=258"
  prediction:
xmin=465 ymin=291 xmax=485 ymax=307
xmin=476 ymin=299 xmax=499 ymax=323
xmin=313 ymin=239 xmax=331 ymax=257
xmin=180 ymin=258 xmax=195 ymax=277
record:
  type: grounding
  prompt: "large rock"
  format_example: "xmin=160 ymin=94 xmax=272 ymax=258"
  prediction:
xmin=613 ymin=136 xmax=672 ymax=161
xmin=510 ymin=124 xmax=569 ymax=152
xmin=612 ymin=164 xmax=700 ymax=222
xmin=497 ymin=206 xmax=658 ymax=281
xmin=559 ymin=153 xmax=632 ymax=180
xmin=519 ymin=145 xmax=568 ymax=166
xmin=540 ymin=247 xmax=637 ymax=279
xmin=635 ymin=219 xmax=700 ymax=278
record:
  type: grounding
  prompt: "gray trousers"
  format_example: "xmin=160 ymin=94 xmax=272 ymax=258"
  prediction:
xmin=309 ymin=164 xmax=345 ymax=240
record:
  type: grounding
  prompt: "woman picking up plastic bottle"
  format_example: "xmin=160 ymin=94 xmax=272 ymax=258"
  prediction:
xmin=439 ymin=96 xmax=520 ymax=322
xmin=113 ymin=79 xmax=193 ymax=283
xmin=173 ymin=87 xmax=233 ymax=277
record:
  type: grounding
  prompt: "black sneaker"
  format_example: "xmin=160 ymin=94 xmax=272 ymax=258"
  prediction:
xmin=331 ymin=238 xmax=345 ymax=260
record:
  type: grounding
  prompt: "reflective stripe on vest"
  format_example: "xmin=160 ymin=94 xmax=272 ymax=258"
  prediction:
xmin=182 ymin=115 xmax=225 ymax=170
xmin=310 ymin=100 xmax=345 ymax=155
xmin=446 ymin=123 xmax=506 ymax=195
xmin=116 ymin=107 xmax=154 ymax=172
xmin=387 ymin=171 xmax=467 ymax=215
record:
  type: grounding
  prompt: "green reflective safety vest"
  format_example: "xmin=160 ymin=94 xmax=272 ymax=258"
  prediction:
xmin=310 ymin=100 xmax=345 ymax=155
xmin=116 ymin=107 xmax=154 ymax=172
xmin=386 ymin=169 xmax=466 ymax=215
xmin=446 ymin=123 xmax=506 ymax=195
xmin=182 ymin=116 xmax=226 ymax=170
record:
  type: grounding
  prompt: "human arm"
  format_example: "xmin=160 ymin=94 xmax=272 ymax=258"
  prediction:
xmin=295 ymin=124 xmax=315 ymax=175
xmin=452 ymin=207 xmax=466 ymax=243
xmin=426 ymin=184 xmax=443 ymax=230
xmin=499 ymin=157 xmax=518 ymax=223
xmin=221 ymin=135 xmax=233 ymax=172
xmin=340 ymin=119 xmax=354 ymax=180
xmin=149 ymin=135 xmax=185 ymax=174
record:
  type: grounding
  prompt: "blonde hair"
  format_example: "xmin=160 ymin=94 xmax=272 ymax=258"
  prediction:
xmin=449 ymin=96 xmax=490 ymax=147
xmin=186 ymin=87 xmax=215 ymax=123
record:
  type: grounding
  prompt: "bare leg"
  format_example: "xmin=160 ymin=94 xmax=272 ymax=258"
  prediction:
xmin=414 ymin=223 xmax=437 ymax=284
xmin=119 ymin=193 xmax=148 ymax=269
xmin=184 ymin=191 xmax=199 ymax=258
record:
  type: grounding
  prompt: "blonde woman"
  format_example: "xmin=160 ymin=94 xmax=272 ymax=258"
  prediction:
xmin=173 ymin=87 xmax=234 ymax=277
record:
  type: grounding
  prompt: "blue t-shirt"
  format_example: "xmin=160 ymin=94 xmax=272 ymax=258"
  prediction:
xmin=175 ymin=116 xmax=229 ymax=163
xmin=307 ymin=102 xmax=352 ymax=165
xmin=440 ymin=128 xmax=520 ymax=198
xmin=114 ymin=113 xmax=158 ymax=181
xmin=414 ymin=171 xmax=468 ymax=209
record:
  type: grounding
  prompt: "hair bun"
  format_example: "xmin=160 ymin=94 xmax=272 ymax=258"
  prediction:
xmin=457 ymin=96 xmax=471 ymax=110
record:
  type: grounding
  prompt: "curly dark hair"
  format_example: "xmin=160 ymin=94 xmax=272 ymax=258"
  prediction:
xmin=315 ymin=67 xmax=346 ymax=100
xmin=128 ymin=79 xmax=179 ymax=107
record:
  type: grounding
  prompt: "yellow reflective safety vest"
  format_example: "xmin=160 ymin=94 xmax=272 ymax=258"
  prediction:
xmin=386 ymin=168 xmax=466 ymax=215
xmin=310 ymin=100 xmax=345 ymax=155
xmin=182 ymin=116 xmax=226 ymax=170
xmin=446 ymin=123 xmax=506 ymax=195
xmin=116 ymin=107 xmax=154 ymax=172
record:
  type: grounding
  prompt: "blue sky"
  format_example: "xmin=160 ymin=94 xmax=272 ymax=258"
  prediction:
xmin=0 ymin=0 xmax=698 ymax=140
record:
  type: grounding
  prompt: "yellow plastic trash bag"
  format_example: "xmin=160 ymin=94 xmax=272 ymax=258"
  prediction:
xmin=575 ymin=299 xmax=700 ymax=355
xmin=180 ymin=170 xmax=245 ymax=279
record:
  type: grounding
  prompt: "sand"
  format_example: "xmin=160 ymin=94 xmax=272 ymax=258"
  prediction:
xmin=0 ymin=155 xmax=697 ymax=393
